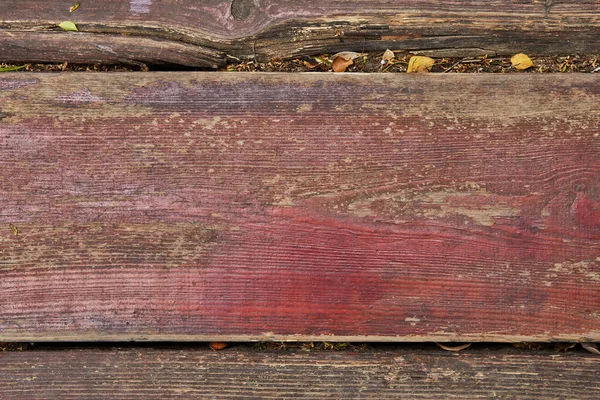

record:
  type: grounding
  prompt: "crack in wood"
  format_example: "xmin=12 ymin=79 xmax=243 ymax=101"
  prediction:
xmin=0 ymin=1 xmax=598 ymax=66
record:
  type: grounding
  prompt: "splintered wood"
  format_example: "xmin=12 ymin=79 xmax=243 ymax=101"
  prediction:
xmin=0 ymin=73 xmax=599 ymax=341
xmin=0 ymin=0 xmax=598 ymax=66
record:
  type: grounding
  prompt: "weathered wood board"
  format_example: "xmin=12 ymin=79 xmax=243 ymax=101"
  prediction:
xmin=0 ymin=1 xmax=599 ymax=66
xmin=1 ymin=72 xmax=600 ymax=341
xmin=1 ymin=346 xmax=599 ymax=399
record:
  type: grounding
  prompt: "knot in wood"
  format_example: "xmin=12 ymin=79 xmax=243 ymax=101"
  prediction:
xmin=231 ymin=0 xmax=256 ymax=20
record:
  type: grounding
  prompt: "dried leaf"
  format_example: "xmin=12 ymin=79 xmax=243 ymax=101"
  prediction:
xmin=9 ymin=224 xmax=18 ymax=235
xmin=0 ymin=65 xmax=25 ymax=72
xmin=332 ymin=57 xmax=353 ymax=72
xmin=511 ymin=53 xmax=534 ymax=70
xmin=330 ymin=51 xmax=363 ymax=62
xmin=58 ymin=21 xmax=78 ymax=32
xmin=209 ymin=342 xmax=228 ymax=351
xmin=382 ymin=49 xmax=395 ymax=62
xmin=436 ymin=343 xmax=472 ymax=352
xmin=69 ymin=3 xmax=80 ymax=12
xmin=303 ymin=60 xmax=320 ymax=69
xmin=582 ymin=342 xmax=600 ymax=355
xmin=407 ymin=56 xmax=435 ymax=73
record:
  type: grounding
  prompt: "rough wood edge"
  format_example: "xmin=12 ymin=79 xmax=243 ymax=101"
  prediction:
xmin=1 ymin=333 xmax=600 ymax=343
xmin=0 ymin=1 xmax=599 ymax=67
xmin=1 ymin=346 xmax=599 ymax=399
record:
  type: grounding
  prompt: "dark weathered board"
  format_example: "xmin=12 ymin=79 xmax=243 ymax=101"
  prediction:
xmin=1 ymin=346 xmax=599 ymax=399
xmin=1 ymin=73 xmax=600 ymax=342
xmin=0 ymin=1 xmax=599 ymax=66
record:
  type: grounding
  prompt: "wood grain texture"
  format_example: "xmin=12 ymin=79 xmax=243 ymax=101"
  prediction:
xmin=1 ymin=346 xmax=599 ymax=399
xmin=0 ymin=0 xmax=599 ymax=66
xmin=1 ymin=72 xmax=600 ymax=341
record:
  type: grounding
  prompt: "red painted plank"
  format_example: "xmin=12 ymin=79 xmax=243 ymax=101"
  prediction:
xmin=0 ymin=73 xmax=599 ymax=341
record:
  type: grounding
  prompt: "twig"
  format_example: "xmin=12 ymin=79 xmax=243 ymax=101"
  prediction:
xmin=443 ymin=60 xmax=463 ymax=73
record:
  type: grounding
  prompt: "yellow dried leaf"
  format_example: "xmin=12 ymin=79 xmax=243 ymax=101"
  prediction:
xmin=58 ymin=21 xmax=78 ymax=31
xmin=70 ymin=3 xmax=80 ymax=12
xmin=407 ymin=56 xmax=435 ymax=73
xmin=9 ymin=224 xmax=18 ymax=236
xmin=332 ymin=56 xmax=353 ymax=72
xmin=511 ymin=53 xmax=534 ymax=70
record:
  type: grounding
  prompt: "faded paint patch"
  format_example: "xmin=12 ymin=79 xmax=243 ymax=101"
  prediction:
xmin=0 ymin=78 xmax=39 ymax=91
xmin=347 ymin=201 xmax=376 ymax=217
xmin=95 ymin=44 xmax=117 ymax=55
xmin=420 ymin=191 xmax=520 ymax=226
xmin=296 ymin=103 xmax=313 ymax=113
xmin=130 ymin=0 xmax=151 ymax=15
xmin=193 ymin=116 xmax=223 ymax=131
xmin=551 ymin=260 xmax=600 ymax=281
xmin=342 ymin=188 xmax=520 ymax=226
xmin=56 ymin=88 xmax=106 ymax=104
xmin=423 ymin=205 xmax=520 ymax=227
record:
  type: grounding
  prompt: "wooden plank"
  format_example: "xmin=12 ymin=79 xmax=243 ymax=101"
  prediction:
xmin=1 ymin=346 xmax=599 ymax=399
xmin=1 ymin=72 xmax=600 ymax=342
xmin=0 ymin=1 xmax=599 ymax=67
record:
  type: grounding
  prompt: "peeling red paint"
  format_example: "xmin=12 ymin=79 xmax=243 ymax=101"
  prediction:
xmin=0 ymin=73 xmax=599 ymax=341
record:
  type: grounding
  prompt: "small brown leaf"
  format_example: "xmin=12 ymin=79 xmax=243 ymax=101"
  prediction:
xmin=511 ymin=53 xmax=534 ymax=70
xmin=436 ymin=343 xmax=472 ymax=352
xmin=582 ymin=342 xmax=600 ymax=355
xmin=382 ymin=49 xmax=395 ymax=62
xmin=209 ymin=342 xmax=228 ymax=351
xmin=332 ymin=57 xmax=353 ymax=72
xmin=407 ymin=56 xmax=435 ymax=73
xmin=303 ymin=60 xmax=319 ymax=69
